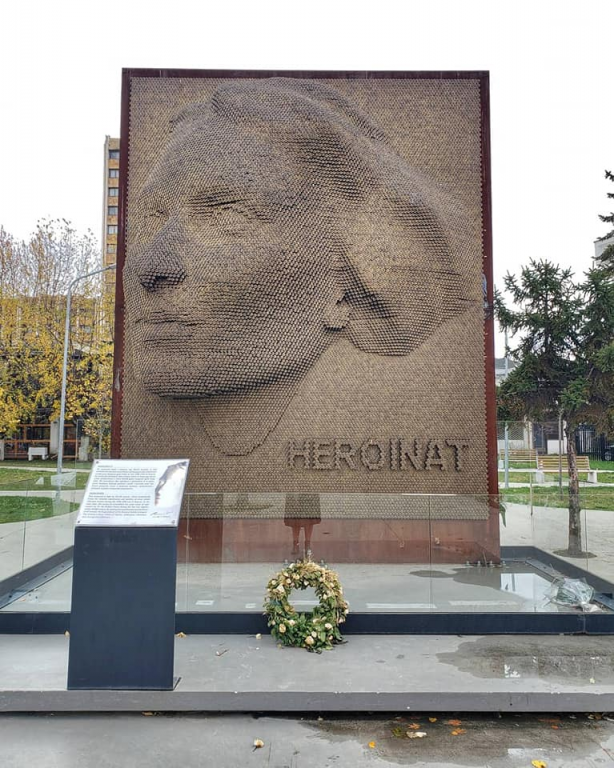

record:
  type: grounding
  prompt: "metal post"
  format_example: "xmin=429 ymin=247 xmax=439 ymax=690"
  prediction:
xmin=504 ymin=422 xmax=510 ymax=489
xmin=57 ymin=265 xmax=115 ymax=489
xmin=504 ymin=329 xmax=510 ymax=489
xmin=529 ymin=472 xmax=534 ymax=517
xmin=558 ymin=409 xmax=563 ymax=499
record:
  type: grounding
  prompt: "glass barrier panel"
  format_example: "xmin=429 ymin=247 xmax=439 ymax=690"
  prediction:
xmin=0 ymin=465 xmax=82 ymax=613
xmin=0 ymin=475 xmax=29 ymax=586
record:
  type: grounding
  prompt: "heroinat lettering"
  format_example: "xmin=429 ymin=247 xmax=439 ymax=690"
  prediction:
xmin=287 ymin=439 xmax=470 ymax=471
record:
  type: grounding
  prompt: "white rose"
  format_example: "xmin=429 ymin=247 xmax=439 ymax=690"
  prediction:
xmin=276 ymin=584 xmax=285 ymax=594
xmin=311 ymin=631 xmax=317 ymax=638
xmin=325 ymin=623 xmax=333 ymax=630
xmin=289 ymin=619 xmax=296 ymax=626
xmin=305 ymin=636 xmax=315 ymax=646
xmin=279 ymin=624 xmax=286 ymax=634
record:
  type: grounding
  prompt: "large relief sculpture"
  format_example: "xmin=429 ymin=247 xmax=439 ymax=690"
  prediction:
xmin=125 ymin=78 xmax=474 ymax=458
xmin=115 ymin=71 xmax=496 ymax=540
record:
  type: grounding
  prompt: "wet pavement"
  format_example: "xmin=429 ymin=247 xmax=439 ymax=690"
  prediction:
xmin=1 ymin=712 xmax=614 ymax=767
xmin=3 ymin=634 xmax=614 ymax=713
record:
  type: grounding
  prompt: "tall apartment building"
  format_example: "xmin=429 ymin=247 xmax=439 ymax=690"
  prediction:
xmin=102 ymin=136 xmax=120 ymax=290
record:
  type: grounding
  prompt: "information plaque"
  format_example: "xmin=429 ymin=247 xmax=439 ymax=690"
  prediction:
xmin=68 ymin=458 xmax=188 ymax=690
xmin=77 ymin=458 xmax=189 ymax=527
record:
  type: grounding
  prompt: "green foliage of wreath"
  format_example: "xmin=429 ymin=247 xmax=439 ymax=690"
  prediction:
xmin=264 ymin=559 xmax=349 ymax=652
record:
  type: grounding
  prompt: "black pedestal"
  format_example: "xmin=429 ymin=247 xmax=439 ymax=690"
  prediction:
xmin=67 ymin=526 xmax=177 ymax=690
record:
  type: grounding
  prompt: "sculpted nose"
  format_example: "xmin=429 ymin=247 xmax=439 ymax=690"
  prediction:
xmin=136 ymin=245 xmax=187 ymax=292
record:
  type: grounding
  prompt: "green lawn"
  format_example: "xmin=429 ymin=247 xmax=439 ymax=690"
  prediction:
xmin=499 ymin=471 xmax=614 ymax=484
xmin=0 ymin=467 xmax=90 ymax=490
xmin=0 ymin=496 xmax=78 ymax=524
xmin=0 ymin=459 xmax=93 ymax=470
xmin=501 ymin=486 xmax=614 ymax=511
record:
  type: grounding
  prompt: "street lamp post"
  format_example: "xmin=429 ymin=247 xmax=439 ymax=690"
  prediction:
xmin=56 ymin=264 xmax=116 ymax=484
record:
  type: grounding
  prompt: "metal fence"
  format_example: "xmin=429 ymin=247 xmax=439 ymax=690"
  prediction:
xmin=497 ymin=421 xmax=613 ymax=462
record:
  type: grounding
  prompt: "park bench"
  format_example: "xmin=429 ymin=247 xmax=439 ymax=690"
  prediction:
xmin=498 ymin=448 xmax=538 ymax=465
xmin=28 ymin=446 xmax=49 ymax=461
xmin=536 ymin=455 xmax=597 ymax=484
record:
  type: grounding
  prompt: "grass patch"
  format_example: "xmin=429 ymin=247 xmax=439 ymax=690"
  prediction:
xmin=591 ymin=460 xmax=614 ymax=471
xmin=0 ymin=459 xmax=92 ymax=470
xmin=0 ymin=496 xmax=78 ymax=524
xmin=498 ymin=472 xmax=614 ymax=484
xmin=501 ymin=486 xmax=614 ymax=511
xmin=0 ymin=467 xmax=89 ymax=490
xmin=0 ymin=468 xmax=34 ymax=486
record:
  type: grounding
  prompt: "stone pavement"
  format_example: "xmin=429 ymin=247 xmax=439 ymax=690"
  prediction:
xmin=3 ymin=634 xmax=614 ymax=713
xmin=1 ymin=712 xmax=614 ymax=767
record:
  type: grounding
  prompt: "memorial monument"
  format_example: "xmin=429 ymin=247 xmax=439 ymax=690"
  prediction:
xmin=113 ymin=70 xmax=497 ymax=563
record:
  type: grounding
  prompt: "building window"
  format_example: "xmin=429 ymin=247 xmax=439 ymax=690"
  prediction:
xmin=108 ymin=206 xmax=118 ymax=216
xmin=109 ymin=169 xmax=119 ymax=178
xmin=107 ymin=244 xmax=117 ymax=254
xmin=109 ymin=150 xmax=120 ymax=160
xmin=108 ymin=187 xmax=119 ymax=197
xmin=107 ymin=225 xmax=118 ymax=235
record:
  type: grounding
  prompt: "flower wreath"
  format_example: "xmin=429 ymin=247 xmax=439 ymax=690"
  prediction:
xmin=264 ymin=559 xmax=349 ymax=652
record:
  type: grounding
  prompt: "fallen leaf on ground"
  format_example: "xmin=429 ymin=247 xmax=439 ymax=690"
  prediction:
xmin=531 ymin=761 xmax=547 ymax=768
xmin=253 ymin=739 xmax=264 ymax=749
xmin=538 ymin=718 xmax=560 ymax=724
xmin=446 ymin=719 xmax=462 ymax=727
xmin=175 ymin=632 xmax=187 ymax=638
xmin=590 ymin=678 xmax=596 ymax=684
xmin=451 ymin=729 xmax=466 ymax=736
xmin=255 ymin=633 xmax=262 ymax=640
xmin=142 ymin=712 xmax=154 ymax=717
xmin=407 ymin=723 xmax=421 ymax=730
xmin=551 ymin=725 xmax=559 ymax=730
xmin=215 ymin=649 xmax=228 ymax=657
xmin=407 ymin=732 xmax=427 ymax=739
xmin=428 ymin=717 xmax=437 ymax=723
xmin=368 ymin=741 xmax=376 ymax=748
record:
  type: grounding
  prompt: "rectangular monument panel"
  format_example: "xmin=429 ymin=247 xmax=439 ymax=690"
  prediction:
xmin=112 ymin=70 xmax=497 ymax=556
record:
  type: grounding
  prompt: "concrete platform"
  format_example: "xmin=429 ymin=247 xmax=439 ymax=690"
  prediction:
xmin=3 ymin=633 xmax=614 ymax=713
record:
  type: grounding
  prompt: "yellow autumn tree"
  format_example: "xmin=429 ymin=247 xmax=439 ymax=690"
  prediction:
xmin=0 ymin=220 xmax=114 ymax=456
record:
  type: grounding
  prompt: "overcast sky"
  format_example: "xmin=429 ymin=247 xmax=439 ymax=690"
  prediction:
xmin=1 ymin=0 xmax=612 ymax=354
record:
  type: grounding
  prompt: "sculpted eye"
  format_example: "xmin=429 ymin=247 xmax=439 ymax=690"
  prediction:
xmin=189 ymin=192 xmax=241 ymax=213
xmin=187 ymin=193 xmax=252 ymax=231
xmin=136 ymin=206 xmax=169 ymax=241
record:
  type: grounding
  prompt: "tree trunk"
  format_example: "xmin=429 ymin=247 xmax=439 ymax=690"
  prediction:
xmin=566 ymin=423 xmax=583 ymax=556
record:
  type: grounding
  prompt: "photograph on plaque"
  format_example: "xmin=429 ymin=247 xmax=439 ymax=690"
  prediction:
xmin=113 ymin=71 xmax=496 ymax=562
xmin=77 ymin=459 xmax=190 ymax=527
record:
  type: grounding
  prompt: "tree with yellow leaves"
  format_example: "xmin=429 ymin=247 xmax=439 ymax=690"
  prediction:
xmin=0 ymin=220 xmax=114 ymax=456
